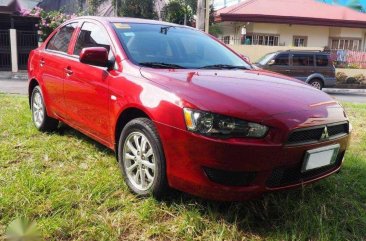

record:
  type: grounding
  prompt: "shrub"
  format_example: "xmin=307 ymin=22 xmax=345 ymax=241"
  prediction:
xmin=24 ymin=7 xmax=77 ymax=41
xmin=354 ymin=74 xmax=366 ymax=84
xmin=346 ymin=77 xmax=360 ymax=84
xmin=336 ymin=72 xmax=348 ymax=84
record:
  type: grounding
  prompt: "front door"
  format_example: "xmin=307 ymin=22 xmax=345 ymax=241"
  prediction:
xmin=267 ymin=53 xmax=291 ymax=77
xmin=63 ymin=21 xmax=114 ymax=143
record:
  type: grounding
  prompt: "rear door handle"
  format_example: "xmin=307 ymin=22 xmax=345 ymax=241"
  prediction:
xmin=285 ymin=70 xmax=291 ymax=72
xmin=64 ymin=67 xmax=73 ymax=76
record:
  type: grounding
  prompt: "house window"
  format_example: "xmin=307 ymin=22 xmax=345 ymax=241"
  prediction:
xmin=247 ymin=33 xmax=279 ymax=46
xmin=223 ymin=36 xmax=230 ymax=44
xmin=293 ymin=36 xmax=308 ymax=47
xmin=330 ymin=38 xmax=361 ymax=50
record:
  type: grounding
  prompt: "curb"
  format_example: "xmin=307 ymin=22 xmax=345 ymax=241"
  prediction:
xmin=323 ymin=88 xmax=366 ymax=94
xmin=0 ymin=72 xmax=28 ymax=81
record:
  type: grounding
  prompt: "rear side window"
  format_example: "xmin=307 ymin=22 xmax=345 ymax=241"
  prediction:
xmin=273 ymin=54 xmax=289 ymax=66
xmin=46 ymin=23 xmax=77 ymax=53
xmin=316 ymin=55 xmax=329 ymax=67
xmin=293 ymin=54 xmax=314 ymax=66
xmin=73 ymin=22 xmax=111 ymax=56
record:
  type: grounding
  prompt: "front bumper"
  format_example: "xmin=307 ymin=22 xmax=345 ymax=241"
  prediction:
xmin=155 ymin=120 xmax=350 ymax=201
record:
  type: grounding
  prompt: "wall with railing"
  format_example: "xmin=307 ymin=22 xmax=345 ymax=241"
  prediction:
xmin=330 ymin=50 xmax=366 ymax=69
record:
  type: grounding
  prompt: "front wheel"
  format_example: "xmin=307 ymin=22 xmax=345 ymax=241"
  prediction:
xmin=308 ymin=79 xmax=323 ymax=90
xmin=31 ymin=86 xmax=59 ymax=132
xmin=118 ymin=118 xmax=168 ymax=198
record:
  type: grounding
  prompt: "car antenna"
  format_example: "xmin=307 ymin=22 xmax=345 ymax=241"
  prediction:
xmin=160 ymin=26 xmax=173 ymax=34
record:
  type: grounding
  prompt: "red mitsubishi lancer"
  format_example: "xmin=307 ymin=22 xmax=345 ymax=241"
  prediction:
xmin=28 ymin=17 xmax=351 ymax=201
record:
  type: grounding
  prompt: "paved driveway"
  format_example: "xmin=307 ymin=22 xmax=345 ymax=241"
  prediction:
xmin=0 ymin=79 xmax=28 ymax=95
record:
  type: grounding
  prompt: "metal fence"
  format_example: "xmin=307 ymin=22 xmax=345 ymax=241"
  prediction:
xmin=17 ymin=30 xmax=38 ymax=70
xmin=330 ymin=50 xmax=366 ymax=69
xmin=0 ymin=30 xmax=11 ymax=71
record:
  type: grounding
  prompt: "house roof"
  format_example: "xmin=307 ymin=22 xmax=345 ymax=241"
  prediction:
xmin=216 ymin=0 xmax=366 ymax=28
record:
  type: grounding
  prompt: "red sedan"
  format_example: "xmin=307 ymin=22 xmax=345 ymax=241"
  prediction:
xmin=28 ymin=17 xmax=351 ymax=201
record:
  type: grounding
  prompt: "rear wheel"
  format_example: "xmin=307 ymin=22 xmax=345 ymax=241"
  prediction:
xmin=308 ymin=79 xmax=323 ymax=90
xmin=31 ymin=86 xmax=59 ymax=132
xmin=118 ymin=118 xmax=168 ymax=198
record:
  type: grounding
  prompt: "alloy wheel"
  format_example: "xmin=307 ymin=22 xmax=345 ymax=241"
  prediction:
xmin=123 ymin=131 xmax=156 ymax=191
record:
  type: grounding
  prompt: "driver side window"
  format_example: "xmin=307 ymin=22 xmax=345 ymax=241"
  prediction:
xmin=73 ymin=22 xmax=112 ymax=57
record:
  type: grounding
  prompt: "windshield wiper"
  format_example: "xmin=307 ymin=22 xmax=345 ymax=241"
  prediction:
xmin=199 ymin=64 xmax=249 ymax=70
xmin=139 ymin=62 xmax=186 ymax=69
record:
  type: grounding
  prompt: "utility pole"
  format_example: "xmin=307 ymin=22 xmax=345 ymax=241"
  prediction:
xmin=115 ymin=0 xmax=118 ymax=17
xmin=205 ymin=0 xmax=210 ymax=33
xmin=196 ymin=0 xmax=205 ymax=31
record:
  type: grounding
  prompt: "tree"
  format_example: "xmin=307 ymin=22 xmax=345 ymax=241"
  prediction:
xmin=347 ymin=0 xmax=364 ymax=12
xmin=114 ymin=0 xmax=157 ymax=19
xmin=163 ymin=0 xmax=195 ymax=25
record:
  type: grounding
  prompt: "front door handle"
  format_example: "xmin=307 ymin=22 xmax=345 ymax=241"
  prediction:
xmin=40 ymin=59 xmax=45 ymax=67
xmin=285 ymin=70 xmax=291 ymax=72
xmin=64 ymin=67 xmax=73 ymax=76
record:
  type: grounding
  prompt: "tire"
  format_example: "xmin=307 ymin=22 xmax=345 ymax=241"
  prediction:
xmin=31 ymin=86 xmax=59 ymax=132
xmin=118 ymin=118 xmax=168 ymax=198
xmin=308 ymin=79 xmax=324 ymax=90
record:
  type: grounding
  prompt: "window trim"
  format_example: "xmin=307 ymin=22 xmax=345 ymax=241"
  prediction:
xmin=329 ymin=37 xmax=362 ymax=51
xmin=245 ymin=32 xmax=280 ymax=46
xmin=293 ymin=36 xmax=308 ymax=47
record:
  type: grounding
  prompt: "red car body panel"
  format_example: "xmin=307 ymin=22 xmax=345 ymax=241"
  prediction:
xmin=28 ymin=17 xmax=351 ymax=201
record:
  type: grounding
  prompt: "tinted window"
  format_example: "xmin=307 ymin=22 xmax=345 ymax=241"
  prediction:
xmin=293 ymin=54 xmax=314 ymax=66
xmin=47 ymin=23 xmax=77 ymax=53
xmin=113 ymin=23 xmax=250 ymax=69
xmin=74 ymin=22 xmax=111 ymax=56
xmin=316 ymin=55 xmax=329 ymax=67
xmin=273 ymin=54 xmax=289 ymax=66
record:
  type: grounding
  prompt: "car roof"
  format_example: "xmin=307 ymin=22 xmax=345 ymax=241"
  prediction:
xmin=72 ymin=16 xmax=186 ymax=28
xmin=275 ymin=50 xmax=329 ymax=55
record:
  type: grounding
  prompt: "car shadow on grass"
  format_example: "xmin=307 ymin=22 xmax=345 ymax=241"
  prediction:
xmin=56 ymin=123 xmax=115 ymax=156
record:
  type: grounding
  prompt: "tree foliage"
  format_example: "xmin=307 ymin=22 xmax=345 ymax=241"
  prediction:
xmin=114 ymin=0 xmax=157 ymax=19
xmin=162 ymin=0 xmax=195 ymax=25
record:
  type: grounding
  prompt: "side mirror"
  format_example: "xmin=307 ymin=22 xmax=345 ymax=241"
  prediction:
xmin=79 ymin=47 xmax=111 ymax=68
xmin=239 ymin=54 xmax=251 ymax=64
xmin=268 ymin=59 xmax=275 ymax=66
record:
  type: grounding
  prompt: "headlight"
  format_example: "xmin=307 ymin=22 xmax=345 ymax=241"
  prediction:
xmin=183 ymin=108 xmax=269 ymax=138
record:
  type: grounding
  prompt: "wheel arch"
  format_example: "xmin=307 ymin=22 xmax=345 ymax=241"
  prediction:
xmin=28 ymin=78 xmax=40 ymax=108
xmin=306 ymin=73 xmax=325 ymax=84
xmin=114 ymin=107 xmax=151 ymax=157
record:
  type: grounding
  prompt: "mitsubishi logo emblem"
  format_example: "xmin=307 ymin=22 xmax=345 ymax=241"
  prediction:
xmin=320 ymin=126 xmax=330 ymax=140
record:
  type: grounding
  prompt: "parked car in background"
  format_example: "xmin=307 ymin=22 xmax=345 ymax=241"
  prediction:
xmin=28 ymin=17 xmax=350 ymax=201
xmin=255 ymin=50 xmax=336 ymax=90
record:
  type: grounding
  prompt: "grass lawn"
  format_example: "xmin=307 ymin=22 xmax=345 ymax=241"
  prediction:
xmin=0 ymin=93 xmax=365 ymax=241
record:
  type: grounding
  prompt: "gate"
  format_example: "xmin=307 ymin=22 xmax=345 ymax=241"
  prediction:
xmin=0 ymin=30 xmax=11 ymax=71
xmin=17 ymin=30 xmax=38 ymax=70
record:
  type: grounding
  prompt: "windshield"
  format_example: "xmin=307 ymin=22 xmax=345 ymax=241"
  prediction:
xmin=256 ymin=53 xmax=276 ymax=66
xmin=113 ymin=23 xmax=251 ymax=69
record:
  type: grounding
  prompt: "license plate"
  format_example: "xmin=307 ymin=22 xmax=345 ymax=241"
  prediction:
xmin=301 ymin=144 xmax=340 ymax=173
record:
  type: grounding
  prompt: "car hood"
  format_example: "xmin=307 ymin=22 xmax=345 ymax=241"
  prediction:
xmin=140 ymin=68 xmax=340 ymax=122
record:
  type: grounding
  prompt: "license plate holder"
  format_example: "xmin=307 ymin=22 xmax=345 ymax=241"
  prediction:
xmin=301 ymin=144 xmax=340 ymax=173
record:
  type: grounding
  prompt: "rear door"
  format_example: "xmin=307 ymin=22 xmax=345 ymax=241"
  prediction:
xmin=63 ymin=21 xmax=115 ymax=143
xmin=39 ymin=22 xmax=78 ymax=117
xmin=290 ymin=53 xmax=315 ymax=82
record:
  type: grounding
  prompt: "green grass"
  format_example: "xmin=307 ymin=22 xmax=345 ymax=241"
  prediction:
xmin=0 ymin=93 xmax=365 ymax=241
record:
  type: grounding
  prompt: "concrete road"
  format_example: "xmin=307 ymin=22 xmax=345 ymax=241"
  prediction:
xmin=0 ymin=79 xmax=28 ymax=95
xmin=328 ymin=93 xmax=366 ymax=103
xmin=1 ymin=79 xmax=365 ymax=104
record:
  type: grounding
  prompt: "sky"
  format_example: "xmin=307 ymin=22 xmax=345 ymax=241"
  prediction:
xmin=213 ymin=0 xmax=366 ymax=10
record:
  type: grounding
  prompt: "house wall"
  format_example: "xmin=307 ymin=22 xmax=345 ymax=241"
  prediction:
xmin=217 ymin=22 xmax=366 ymax=49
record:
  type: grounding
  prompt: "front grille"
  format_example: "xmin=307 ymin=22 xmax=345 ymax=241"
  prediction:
xmin=203 ymin=167 xmax=256 ymax=186
xmin=287 ymin=122 xmax=349 ymax=145
xmin=266 ymin=151 xmax=345 ymax=188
